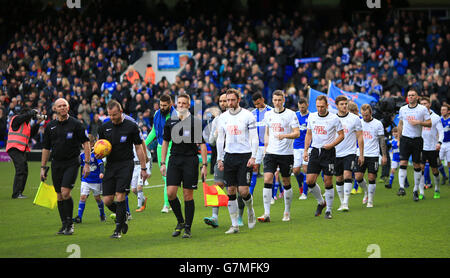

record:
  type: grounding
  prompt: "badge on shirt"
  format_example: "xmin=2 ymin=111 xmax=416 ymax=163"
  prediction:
xmin=66 ymin=132 xmax=73 ymax=139
xmin=183 ymin=130 xmax=190 ymax=137
xmin=120 ymin=136 xmax=127 ymax=143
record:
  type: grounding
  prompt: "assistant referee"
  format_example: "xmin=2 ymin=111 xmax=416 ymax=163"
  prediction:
xmin=160 ymin=93 xmax=208 ymax=239
xmin=97 ymin=100 xmax=148 ymax=239
xmin=41 ymin=98 xmax=91 ymax=235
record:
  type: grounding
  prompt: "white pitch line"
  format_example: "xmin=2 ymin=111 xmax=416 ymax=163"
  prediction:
xmin=143 ymin=178 xmax=214 ymax=189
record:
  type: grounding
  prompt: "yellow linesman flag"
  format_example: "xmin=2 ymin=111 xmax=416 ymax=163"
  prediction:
xmin=203 ymin=180 xmax=229 ymax=207
xmin=33 ymin=182 xmax=57 ymax=209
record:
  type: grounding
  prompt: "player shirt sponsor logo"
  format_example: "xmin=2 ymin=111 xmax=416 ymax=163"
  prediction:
xmin=313 ymin=126 xmax=327 ymax=135
xmin=423 ymin=127 xmax=431 ymax=131
xmin=120 ymin=136 xmax=127 ymax=142
xmin=342 ymin=125 xmax=349 ymax=134
xmin=66 ymin=132 xmax=73 ymax=139
xmin=227 ymin=125 xmax=242 ymax=135
xmin=406 ymin=115 xmax=416 ymax=121
xmin=363 ymin=131 xmax=373 ymax=139
xmin=271 ymin=123 xmax=285 ymax=132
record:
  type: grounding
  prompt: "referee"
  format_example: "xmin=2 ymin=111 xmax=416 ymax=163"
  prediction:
xmin=160 ymin=93 xmax=208 ymax=239
xmin=97 ymin=100 xmax=148 ymax=239
xmin=41 ymin=98 xmax=91 ymax=235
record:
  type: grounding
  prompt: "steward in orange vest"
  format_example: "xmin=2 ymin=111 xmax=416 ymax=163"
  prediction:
xmin=125 ymin=66 xmax=141 ymax=85
xmin=6 ymin=108 xmax=44 ymax=199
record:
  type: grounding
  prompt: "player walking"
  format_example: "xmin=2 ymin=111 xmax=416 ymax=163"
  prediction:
xmin=293 ymin=98 xmax=310 ymax=200
xmin=257 ymin=90 xmax=299 ymax=222
xmin=303 ymin=95 xmax=344 ymax=219
xmin=217 ymin=89 xmax=259 ymax=234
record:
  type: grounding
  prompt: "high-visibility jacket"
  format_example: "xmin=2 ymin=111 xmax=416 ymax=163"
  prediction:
xmin=126 ymin=70 xmax=141 ymax=85
xmin=6 ymin=115 xmax=31 ymax=152
xmin=144 ymin=67 xmax=156 ymax=85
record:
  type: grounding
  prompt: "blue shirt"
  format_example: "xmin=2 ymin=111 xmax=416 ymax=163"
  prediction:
xmin=80 ymin=153 xmax=104 ymax=184
xmin=252 ymin=105 xmax=272 ymax=146
xmin=442 ymin=117 xmax=450 ymax=142
xmin=294 ymin=111 xmax=309 ymax=149
xmin=390 ymin=138 xmax=400 ymax=162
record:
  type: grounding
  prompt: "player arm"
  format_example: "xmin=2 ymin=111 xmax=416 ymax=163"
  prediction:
xmin=135 ymin=143 xmax=147 ymax=169
xmin=331 ymin=129 xmax=345 ymax=148
xmin=145 ymin=124 xmax=156 ymax=146
xmin=208 ymin=119 xmax=218 ymax=146
xmin=378 ymin=135 xmax=387 ymax=157
xmin=356 ymin=130 xmax=364 ymax=157
xmin=437 ymin=120 xmax=444 ymax=145
xmin=249 ymin=123 xmax=259 ymax=159
xmin=216 ymin=123 xmax=225 ymax=162
xmin=398 ymin=120 xmax=403 ymax=136
xmin=264 ymin=126 xmax=269 ymax=153
xmin=304 ymin=128 xmax=312 ymax=153
xmin=421 ymin=118 xmax=432 ymax=128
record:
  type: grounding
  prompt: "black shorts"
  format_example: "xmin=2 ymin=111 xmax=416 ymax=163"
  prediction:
xmin=356 ymin=156 xmax=379 ymax=175
xmin=51 ymin=159 xmax=79 ymax=193
xmin=103 ymin=160 xmax=134 ymax=196
xmin=263 ymin=154 xmax=294 ymax=177
xmin=307 ymin=147 xmax=336 ymax=176
xmin=224 ymin=152 xmax=252 ymax=187
xmin=335 ymin=154 xmax=357 ymax=176
xmin=422 ymin=150 xmax=440 ymax=168
xmin=167 ymin=155 xmax=199 ymax=190
xmin=400 ymin=136 xmax=423 ymax=163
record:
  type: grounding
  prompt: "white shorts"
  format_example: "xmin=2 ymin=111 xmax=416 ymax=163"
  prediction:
xmin=293 ymin=148 xmax=308 ymax=168
xmin=255 ymin=146 xmax=265 ymax=165
xmin=80 ymin=181 xmax=102 ymax=196
xmin=439 ymin=142 xmax=450 ymax=163
xmin=131 ymin=162 xmax=151 ymax=189
xmin=391 ymin=160 xmax=399 ymax=169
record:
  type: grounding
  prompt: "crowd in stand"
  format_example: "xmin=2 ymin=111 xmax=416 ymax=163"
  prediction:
xmin=0 ymin=3 xmax=449 ymax=150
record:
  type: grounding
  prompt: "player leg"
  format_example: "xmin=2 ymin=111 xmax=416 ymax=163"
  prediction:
xmin=204 ymin=163 xmax=224 ymax=228
xmin=411 ymin=139 xmax=424 ymax=201
xmin=250 ymin=146 xmax=264 ymax=195
xmin=224 ymin=154 xmax=240 ymax=234
xmin=280 ymin=155 xmax=294 ymax=221
xmin=58 ymin=164 xmax=79 ymax=235
xmin=179 ymin=155 xmax=199 ymax=238
xmin=438 ymin=144 xmax=447 ymax=184
xmin=158 ymin=143 xmax=171 ymax=213
xmin=74 ymin=182 xmax=89 ymax=223
xmin=237 ymin=155 xmax=256 ymax=230
xmin=334 ymin=157 xmax=345 ymax=210
xmin=166 ymin=157 xmax=185 ymax=237
xmin=432 ymin=152 xmax=441 ymax=198
xmin=367 ymin=157 xmax=379 ymax=207
xmin=293 ymin=148 xmax=304 ymax=196
xmin=306 ymin=148 xmax=326 ymax=216
xmin=259 ymin=154 xmax=276 ymax=222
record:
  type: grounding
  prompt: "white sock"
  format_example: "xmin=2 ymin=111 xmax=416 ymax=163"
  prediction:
xmin=336 ymin=184 xmax=344 ymax=204
xmin=434 ymin=173 xmax=440 ymax=192
xmin=419 ymin=173 xmax=425 ymax=195
xmin=243 ymin=194 xmax=254 ymax=215
xmin=263 ymin=188 xmax=272 ymax=216
xmin=368 ymin=183 xmax=376 ymax=203
xmin=414 ymin=170 xmax=422 ymax=192
xmin=137 ymin=190 xmax=144 ymax=207
xmin=283 ymin=187 xmax=293 ymax=214
xmin=212 ymin=207 xmax=219 ymax=219
xmin=227 ymin=199 xmax=239 ymax=227
xmin=398 ymin=168 xmax=407 ymax=189
xmin=359 ymin=179 xmax=368 ymax=197
xmin=310 ymin=184 xmax=324 ymax=205
xmin=343 ymin=182 xmax=352 ymax=205
xmin=324 ymin=188 xmax=334 ymax=212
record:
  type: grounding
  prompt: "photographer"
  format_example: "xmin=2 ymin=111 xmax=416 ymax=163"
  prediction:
xmin=6 ymin=108 xmax=45 ymax=199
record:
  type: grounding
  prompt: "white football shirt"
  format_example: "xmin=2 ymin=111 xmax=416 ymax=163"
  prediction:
xmin=307 ymin=112 xmax=343 ymax=149
xmin=398 ymin=104 xmax=431 ymax=138
xmin=216 ymin=108 xmax=259 ymax=160
xmin=335 ymin=112 xmax=362 ymax=158
xmin=264 ymin=108 xmax=299 ymax=155
xmin=361 ymin=118 xmax=384 ymax=157
xmin=422 ymin=111 xmax=444 ymax=151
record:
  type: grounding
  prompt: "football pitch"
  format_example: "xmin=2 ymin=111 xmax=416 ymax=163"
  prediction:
xmin=0 ymin=161 xmax=448 ymax=258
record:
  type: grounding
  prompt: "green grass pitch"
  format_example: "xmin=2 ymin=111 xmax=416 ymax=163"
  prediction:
xmin=0 ymin=161 xmax=448 ymax=258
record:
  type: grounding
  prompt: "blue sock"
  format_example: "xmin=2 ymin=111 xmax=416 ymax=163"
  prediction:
xmin=405 ymin=177 xmax=410 ymax=187
xmin=321 ymin=171 xmax=324 ymax=182
xmin=77 ymin=201 xmax=86 ymax=219
xmin=272 ymin=183 xmax=279 ymax=198
xmin=279 ymin=183 xmax=284 ymax=193
xmin=389 ymin=173 xmax=395 ymax=186
xmin=250 ymin=172 xmax=258 ymax=195
xmin=354 ymin=180 xmax=359 ymax=190
xmin=295 ymin=173 xmax=303 ymax=189
xmin=125 ymin=195 xmax=130 ymax=213
xmin=97 ymin=200 xmax=105 ymax=217
xmin=424 ymin=163 xmax=431 ymax=185
xmin=438 ymin=164 xmax=447 ymax=178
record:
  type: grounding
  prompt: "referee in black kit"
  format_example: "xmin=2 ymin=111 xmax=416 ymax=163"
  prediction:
xmin=160 ymin=93 xmax=208 ymax=239
xmin=97 ymin=100 xmax=148 ymax=239
xmin=41 ymin=98 xmax=91 ymax=235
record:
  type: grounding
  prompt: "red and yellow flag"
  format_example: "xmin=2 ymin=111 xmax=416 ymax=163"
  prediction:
xmin=203 ymin=180 xmax=228 ymax=207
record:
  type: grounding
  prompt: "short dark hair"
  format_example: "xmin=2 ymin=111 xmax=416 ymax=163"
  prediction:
xmin=335 ymin=95 xmax=348 ymax=105
xmin=316 ymin=95 xmax=328 ymax=104
xmin=298 ymin=97 xmax=307 ymax=105
xmin=252 ymin=92 xmax=263 ymax=101
xmin=159 ymin=94 xmax=171 ymax=103
xmin=420 ymin=96 xmax=430 ymax=104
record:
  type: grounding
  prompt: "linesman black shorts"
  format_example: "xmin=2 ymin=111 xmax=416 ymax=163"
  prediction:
xmin=355 ymin=156 xmax=379 ymax=175
xmin=51 ymin=158 xmax=79 ymax=193
xmin=263 ymin=154 xmax=294 ymax=177
xmin=223 ymin=152 xmax=252 ymax=187
xmin=167 ymin=155 xmax=199 ymax=190
xmin=399 ymin=136 xmax=423 ymax=164
xmin=421 ymin=150 xmax=440 ymax=168
xmin=335 ymin=154 xmax=357 ymax=176
xmin=103 ymin=160 xmax=134 ymax=196
xmin=307 ymin=147 xmax=336 ymax=176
